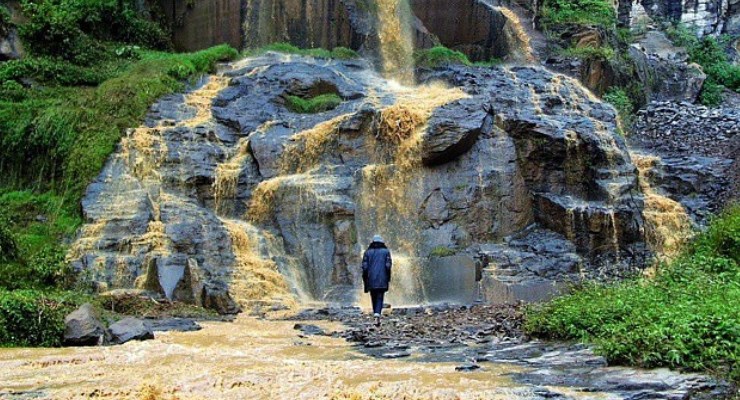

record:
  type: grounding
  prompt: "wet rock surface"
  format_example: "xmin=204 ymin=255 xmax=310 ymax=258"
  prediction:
xmin=285 ymin=306 xmax=732 ymax=399
xmin=107 ymin=317 xmax=155 ymax=345
xmin=631 ymin=101 xmax=739 ymax=220
xmin=63 ymin=303 xmax=106 ymax=346
xmin=69 ymin=53 xmax=649 ymax=312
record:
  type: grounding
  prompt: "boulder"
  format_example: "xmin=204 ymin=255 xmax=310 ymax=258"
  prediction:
xmin=421 ymin=98 xmax=492 ymax=166
xmin=629 ymin=31 xmax=706 ymax=103
xmin=63 ymin=303 xmax=105 ymax=346
xmin=107 ymin=318 xmax=154 ymax=345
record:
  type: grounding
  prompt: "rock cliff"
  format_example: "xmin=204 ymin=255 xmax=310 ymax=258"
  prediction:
xmin=69 ymin=53 xmax=652 ymax=311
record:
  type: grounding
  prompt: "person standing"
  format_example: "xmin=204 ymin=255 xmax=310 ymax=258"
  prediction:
xmin=362 ymin=235 xmax=392 ymax=327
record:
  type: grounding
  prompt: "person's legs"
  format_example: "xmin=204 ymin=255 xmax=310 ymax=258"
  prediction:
xmin=370 ymin=290 xmax=380 ymax=316
xmin=370 ymin=289 xmax=385 ymax=315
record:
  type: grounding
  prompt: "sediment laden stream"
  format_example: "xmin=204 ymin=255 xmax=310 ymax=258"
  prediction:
xmin=0 ymin=317 xmax=613 ymax=400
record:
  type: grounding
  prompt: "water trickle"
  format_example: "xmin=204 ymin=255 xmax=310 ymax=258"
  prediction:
xmin=632 ymin=153 xmax=692 ymax=262
xmin=221 ymin=219 xmax=297 ymax=309
xmin=377 ymin=0 xmax=416 ymax=84
xmin=213 ymin=138 xmax=250 ymax=216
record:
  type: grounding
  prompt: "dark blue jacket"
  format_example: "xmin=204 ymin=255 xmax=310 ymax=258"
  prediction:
xmin=362 ymin=242 xmax=392 ymax=292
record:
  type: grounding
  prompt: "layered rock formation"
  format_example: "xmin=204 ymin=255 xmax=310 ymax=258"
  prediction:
xmin=157 ymin=0 xmax=534 ymax=64
xmin=69 ymin=53 xmax=651 ymax=311
xmin=621 ymin=0 xmax=740 ymax=36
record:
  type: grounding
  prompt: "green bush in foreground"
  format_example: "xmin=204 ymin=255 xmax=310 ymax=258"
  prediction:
xmin=0 ymin=289 xmax=80 ymax=347
xmin=526 ymin=205 xmax=740 ymax=382
xmin=285 ymin=93 xmax=342 ymax=114
xmin=414 ymin=46 xmax=471 ymax=68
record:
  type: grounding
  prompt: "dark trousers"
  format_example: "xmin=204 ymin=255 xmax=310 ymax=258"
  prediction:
xmin=370 ymin=289 xmax=386 ymax=315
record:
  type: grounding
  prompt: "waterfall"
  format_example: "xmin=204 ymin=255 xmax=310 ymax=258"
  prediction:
xmin=376 ymin=0 xmax=416 ymax=84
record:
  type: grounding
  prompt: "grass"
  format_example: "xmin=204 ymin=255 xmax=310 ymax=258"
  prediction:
xmin=526 ymin=205 xmax=740 ymax=384
xmin=285 ymin=93 xmax=343 ymax=113
xmin=246 ymin=42 xmax=360 ymax=60
xmin=430 ymin=247 xmax=457 ymax=257
xmin=0 ymin=44 xmax=238 ymax=347
xmin=413 ymin=46 xmax=502 ymax=68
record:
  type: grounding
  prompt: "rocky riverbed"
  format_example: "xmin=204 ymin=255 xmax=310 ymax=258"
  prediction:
xmin=283 ymin=305 xmax=731 ymax=399
xmin=0 ymin=310 xmax=731 ymax=400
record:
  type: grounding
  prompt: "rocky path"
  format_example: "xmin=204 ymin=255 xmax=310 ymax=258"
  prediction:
xmin=285 ymin=305 xmax=730 ymax=399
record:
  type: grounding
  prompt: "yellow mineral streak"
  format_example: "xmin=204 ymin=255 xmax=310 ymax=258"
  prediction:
xmin=279 ymin=114 xmax=352 ymax=174
xmin=377 ymin=0 xmax=416 ymax=84
xmin=222 ymin=219 xmax=296 ymax=309
xmin=496 ymin=7 xmax=535 ymax=63
xmin=181 ymin=76 xmax=229 ymax=128
xmin=246 ymin=176 xmax=286 ymax=223
xmin=633 ymin=153 xmax=692 ymax=261
xmin=213 ymin=138 xmax=250 ymax=215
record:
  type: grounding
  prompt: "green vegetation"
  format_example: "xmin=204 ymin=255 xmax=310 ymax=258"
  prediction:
xmin=285 ymin=93 xmax=343 ymax=114
xmin=526 ymin=205 xmax=740 ymax=383
xmin=0 ymin=0 xmax=239 ymax=347
xmin=603 ymin=87 xmax=634 ymax=132
xmin=414 ymin=46 xmax=470 ymax=68
xmin=0 ymin=289 xmax=81 ymax=347
xmin=413 ymin=46 xmax=501 ymax=68
xmin=248 ymin=42 xmax=360 ymax=60
xmin=430 ymin=247 xmax=457 ymax=257
xmin=666 ymin=24 xmax=740 ymax=106
xmin=539 ymin=0 xmax=616 ymax=28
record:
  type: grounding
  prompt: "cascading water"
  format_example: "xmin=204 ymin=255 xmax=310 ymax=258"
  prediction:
xmin=376 ymin=0 xmax=416 ymax=84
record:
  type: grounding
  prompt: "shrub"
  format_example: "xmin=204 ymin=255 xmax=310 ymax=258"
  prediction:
xmin=526 ymin=205 xmax=740 ymax=383
xmin=285 ymin=93 xmax=342 ymax=113
xmin=414 ymin=46 xmax=471 ymax=68
xmin=0 ymin=4 xmax=12 ymax=36
xmin=560 ymin=45 xmax=615 ymax=60
xmin=539 ymin=0 xmax=616 ymax=28
xmin=0 ymin=289 xmax=79 ymax=346
xmin=0 ymin=215 xmax=18 ymax=263
xmin=18 ymin=0 xmax=171 ymax=63
xmin=666 ymin=24 xmax=740 ymax=105
xmin=603 ymin=87 xmax=634 ymax=131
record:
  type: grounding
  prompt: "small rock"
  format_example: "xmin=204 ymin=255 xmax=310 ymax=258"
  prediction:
xmin=455 ymin=363 xmax=480 ymax=372
xmin=293 ymin=323 xmax=326 ymax=336
xmin=107 ymin=318 xmax=154 ymax=345
xmin=380 ymin=351 xmax=411 ymax=359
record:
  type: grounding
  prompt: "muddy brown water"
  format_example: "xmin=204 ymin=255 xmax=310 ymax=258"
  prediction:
xmin=0 ymin=317 xmax=617 ymax=400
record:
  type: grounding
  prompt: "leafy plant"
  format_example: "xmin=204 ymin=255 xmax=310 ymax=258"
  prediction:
xmin=539 ymin=0 xmax=616 ymax=28
xmin=560 ymin=45 xmax=615 ymax=60
xmin=603 ymin=87 xmax=634 ymax=132
xmin=526 ymin=205 xmax=740 ymax=383
xmin=0 ymin=289 xmax=79 ymax=346
xmin=285 ymin=93 xmax=343 ymax=114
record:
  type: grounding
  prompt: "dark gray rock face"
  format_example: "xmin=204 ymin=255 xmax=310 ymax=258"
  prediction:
xmin=631 ymin=101 xmax=739 ymax=221
xmin=107 ymin=318 xmax=154 ymax=345
xmin=69 ymin=53 xmax=649 ymax=311
xmin=63 ymin=304 xmax=106 ymax=346
xmin=628 ymin=31 xmax=706 ymax=103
